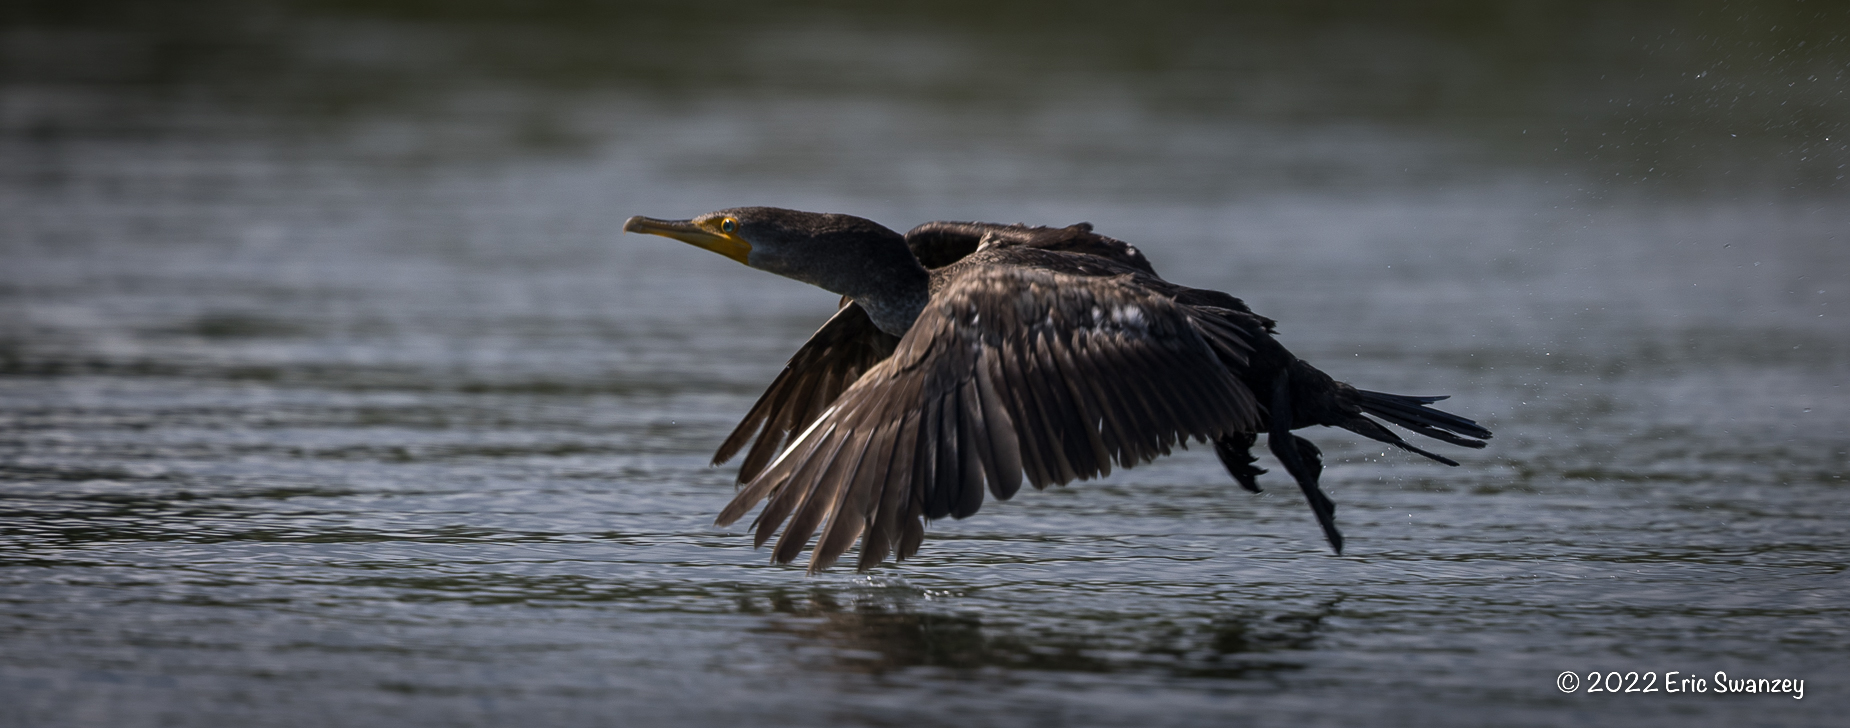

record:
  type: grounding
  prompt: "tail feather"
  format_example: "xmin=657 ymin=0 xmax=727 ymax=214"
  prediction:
xmin=1344 ymin=389 xmax=1491 ymax=466
xmin=1356 ymin=390 xmax=1491 ymax=441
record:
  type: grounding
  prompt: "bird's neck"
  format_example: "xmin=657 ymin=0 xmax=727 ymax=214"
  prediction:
xmin=840 ymin=265 xmax=931 ymax=337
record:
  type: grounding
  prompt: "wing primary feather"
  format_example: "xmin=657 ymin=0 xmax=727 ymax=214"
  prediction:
xmin=928 ymin=393 xmax=964 ymax=520
xmin=865 ymin=410 xmax=920 ymax=568
xmin=898 ymin=498 xmax=926 ymax=561
xmin=715 ymin=472 xmax=781 ymax=528
xmin=1119 ymin=332 xmax=1201 ymax=455
xmin=762 ymin=417 xmax=854 ymax=550
xmin=751 ymin=420 xmax=845 ymax=549
xmin=827 ymin=417 xmax=898 ymax=570
xmin=1087 ymin=336 xmax=1162 ymax=462
xmin=957 ymin=367 xmax=999 ymax=502
xmin=953 ymin=384 xmax=987 ymax=518
xmin=974 ymin=353 xmax=1024 ymax=500
xmin=1019 ymin=340 xmax=1072 ymax=486
xmin=717 ymin=404 xmax=839 ymax=528
xmin=1114 ymin=340 xmax=1192 ymax=451
xmin=1163 ymin=319 xmax=1245 ymax=432
xmin=1042 ymin=334 xmax=1098 ymax=479
xmin=791 ymin=419 xmax=878 ymax=569
xmin=1095 ymin=338 xmax=1173 ymax=456
xmin=1064 ymin=333 xmax=1130 ymax=467
xmin=1026 ymin=330 xmax=1084 ymax=483
xmin=994 ymin=338 xmax=1053 ymax=489
xmin=914 ymin=391 xmax=942 ymax=518
xmin=776 ymin=413 xmax=874 ymax=562
xmin=1046 ymin=331 xmax=1112 ymax=477
xmin=1158 ymin=353 xmax=1224 ymax=435
xmin=808 ymin=513 xmax=866 ymax=573
xmin=715 ymin=412 xmax=773 ymax=468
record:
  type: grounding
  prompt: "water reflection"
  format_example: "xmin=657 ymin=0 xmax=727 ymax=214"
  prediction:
xmin=747 ymin=588 xmax=1337 ymax=680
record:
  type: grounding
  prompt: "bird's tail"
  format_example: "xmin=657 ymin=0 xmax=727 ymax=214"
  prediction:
xmin=1340 ymin=390 xmax=1491 ymax=466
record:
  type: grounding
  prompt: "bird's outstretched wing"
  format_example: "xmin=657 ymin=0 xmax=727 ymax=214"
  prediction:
xmin=712 ymin=303 xmax=900 ymax=482
xmin=714 ymin=266 xmax=1262 ymax=572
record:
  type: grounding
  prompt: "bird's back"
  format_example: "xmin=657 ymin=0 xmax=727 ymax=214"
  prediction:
xmin=904 ymin=221 xmax=1157 ymax=275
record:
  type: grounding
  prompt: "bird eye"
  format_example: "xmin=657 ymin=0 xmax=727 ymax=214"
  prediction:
xmin=721 ymin=218 xmax=737 ymax=233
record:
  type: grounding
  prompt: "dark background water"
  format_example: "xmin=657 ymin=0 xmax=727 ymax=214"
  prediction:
xmin=3 ymin=1 xmax=1847 ymax=726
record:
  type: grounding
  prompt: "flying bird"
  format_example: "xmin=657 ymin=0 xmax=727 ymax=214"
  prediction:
xmin=624 ymin=208 xmax=1491 ymax=572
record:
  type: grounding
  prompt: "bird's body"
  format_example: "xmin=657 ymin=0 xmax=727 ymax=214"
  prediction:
xmin=624 ymin=208 xmax=1491 ymax=572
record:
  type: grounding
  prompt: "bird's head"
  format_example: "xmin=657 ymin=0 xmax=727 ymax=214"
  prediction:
xmin=622 ymin=207 xmax=922 ymax=298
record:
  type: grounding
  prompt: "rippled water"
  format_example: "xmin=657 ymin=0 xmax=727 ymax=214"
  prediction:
xmin=4 ymin=4 xmax=1849 ymax=726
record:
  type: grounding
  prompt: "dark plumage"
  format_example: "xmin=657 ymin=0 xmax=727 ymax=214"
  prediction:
xmin=624 ymin=207 xmax=1492 ymax=572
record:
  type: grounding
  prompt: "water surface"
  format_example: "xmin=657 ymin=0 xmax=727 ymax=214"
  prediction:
xmin=3 ymin=3 xmax=1847 ymax=726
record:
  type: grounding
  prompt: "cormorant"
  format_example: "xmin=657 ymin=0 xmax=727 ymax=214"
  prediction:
xmin=624 ymin=207 xmax=1491 ymax=572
